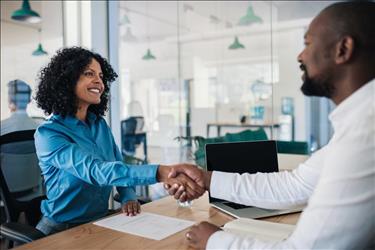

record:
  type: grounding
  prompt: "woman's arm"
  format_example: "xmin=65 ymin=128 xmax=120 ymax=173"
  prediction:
xmin=35 ymin=126 xmax=159 ymax=187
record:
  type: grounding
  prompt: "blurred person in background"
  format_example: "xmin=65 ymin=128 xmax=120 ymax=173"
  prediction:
xmin=1 ymin=79 xmax=39 ymax=135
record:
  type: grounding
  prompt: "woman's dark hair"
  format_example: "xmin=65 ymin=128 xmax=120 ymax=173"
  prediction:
xmin=35 ymin=47 xmax=118 ymax=117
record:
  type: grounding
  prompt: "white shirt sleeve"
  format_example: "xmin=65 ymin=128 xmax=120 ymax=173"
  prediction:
xmin=210 ymin=147 xmax=326 ymax=209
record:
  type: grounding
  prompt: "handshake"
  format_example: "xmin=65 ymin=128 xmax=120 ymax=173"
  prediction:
xmin=157 ymin=164 xmax=212 ymax=202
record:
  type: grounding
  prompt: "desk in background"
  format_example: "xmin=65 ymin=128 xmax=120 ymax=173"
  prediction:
xmin=17 ymin=193 xmax=300 ymax=250
xmin=206 ymin=122 xmax=279 ymax=137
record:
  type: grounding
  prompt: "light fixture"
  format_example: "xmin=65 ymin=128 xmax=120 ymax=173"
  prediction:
xmin=11 ymin=0 xmax=41 ymax=23
xmin=32 ymin=29 xmax=48 ymax=56
xmin=228 ymin=36 xmax=245 ymax=50
xmin=209 ymin=15 xmax=220 ymax=24
xmin=142 ymin=48 xmax=156 ymax=60
xmin=238 ymin=4 xmax=262 ymax=26
xmin=120 ymin=14 xmax=131 ymax=26
xmin=122 ymin=27 xmax=138 ymax=42
xmin=183 ymin=4 xmax=194 ymax=13
xmin=142 ymin=3 xmax=156 ymax=60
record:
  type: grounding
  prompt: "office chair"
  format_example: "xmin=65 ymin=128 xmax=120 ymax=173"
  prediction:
xmin=119 ymin=117 xmax=151 ymax=203
xmin=0 ymin=130 xmax=46 ymax=247
xmin=121 ymin=116 xmax=148 ymax=163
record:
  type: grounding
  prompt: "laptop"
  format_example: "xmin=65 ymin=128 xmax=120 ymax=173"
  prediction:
xmin=206 ymin=140 xmax=304 ymax=219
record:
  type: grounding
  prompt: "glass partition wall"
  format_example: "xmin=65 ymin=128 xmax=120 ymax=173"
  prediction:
xmin=115 ymin=1 xmax=335 ymax=165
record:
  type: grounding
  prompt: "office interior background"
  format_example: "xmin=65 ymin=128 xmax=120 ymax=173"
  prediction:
xmin=1 ymin=1 xmax=336 ymax=194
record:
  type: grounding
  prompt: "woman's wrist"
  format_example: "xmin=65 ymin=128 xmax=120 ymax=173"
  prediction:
xmin=157 ymin=165 xmax=170 ymax=182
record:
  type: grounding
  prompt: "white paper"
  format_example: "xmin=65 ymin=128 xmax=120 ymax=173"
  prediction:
xmin=93 ymin=212 xmax=195 ymax=240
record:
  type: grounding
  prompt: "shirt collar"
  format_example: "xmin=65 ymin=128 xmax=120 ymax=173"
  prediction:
xmin=329 ymin=78 xmax=375 ymax=128
xmin=53 ymin=112 xmax=98 ymax=126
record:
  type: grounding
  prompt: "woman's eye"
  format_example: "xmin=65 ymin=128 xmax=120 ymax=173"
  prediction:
xmin=84 ymin=71 xmax=94 ymax=77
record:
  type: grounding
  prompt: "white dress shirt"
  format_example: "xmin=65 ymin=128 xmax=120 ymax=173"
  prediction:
xmin=1 ymin=110 xmax=39 ymax=136
xmin=207 ymin=79 xmax=375 ymax=249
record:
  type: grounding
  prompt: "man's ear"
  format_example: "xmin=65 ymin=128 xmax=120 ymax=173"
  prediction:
xmin=8 ymin=102 xmax=16 ymax=112
xmin=335 ymin=36 xmax=354 ymax=64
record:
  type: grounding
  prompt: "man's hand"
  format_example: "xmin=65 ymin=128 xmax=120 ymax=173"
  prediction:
xmin=157 ymin=164 xmax=206 ymax=201
xmin=121 ymin=200 xmax=141 ymax=216
xmin=185 ymin=222 xmax=221 ymax=250
xmin=163 ymin=164 xmax=212 ymax=201
xmin=164 ymin=173 xmax=206 ymax=202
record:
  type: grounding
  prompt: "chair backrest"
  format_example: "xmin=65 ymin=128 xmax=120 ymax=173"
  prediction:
xmin=1 ymin=130 xmax=41 ymax=194
xmin=121 ymin=116 xmax=144 ymax=135
xmin=0 ymin=130 xmax=42 ymax=222
xmin=121 ymin=117 xmax=147 ymax=158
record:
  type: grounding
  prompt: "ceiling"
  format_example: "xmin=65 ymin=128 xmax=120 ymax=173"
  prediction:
xmin=119 ymin=1 xmax=336 ymax=43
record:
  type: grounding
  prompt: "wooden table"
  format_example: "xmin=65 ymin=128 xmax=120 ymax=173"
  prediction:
xmin=206 ymin=122 xmax=279 ymax=137
xmin=17 ymin=193 xmax=300 ymax=249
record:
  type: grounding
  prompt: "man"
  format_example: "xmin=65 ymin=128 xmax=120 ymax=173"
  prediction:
xmin=166 ymin=2 xmax=375 ymax=249
xmin=1 ymin=79 xmax=39 ymax=135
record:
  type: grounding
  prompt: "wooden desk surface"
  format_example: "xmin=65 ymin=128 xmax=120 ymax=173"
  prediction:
xmin=17 ymin=193 xmax=300 ymax=250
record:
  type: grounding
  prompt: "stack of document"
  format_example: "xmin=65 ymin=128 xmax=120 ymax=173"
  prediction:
xmin=223 ymin=218 xmax=295 ymax=242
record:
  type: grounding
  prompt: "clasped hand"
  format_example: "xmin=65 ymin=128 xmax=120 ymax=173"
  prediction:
xmin=159 ymin=163 xmax=209 ymax=202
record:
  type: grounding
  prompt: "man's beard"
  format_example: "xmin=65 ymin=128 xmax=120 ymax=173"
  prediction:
xmin=300 ymin=64 xmax=335 ymax=98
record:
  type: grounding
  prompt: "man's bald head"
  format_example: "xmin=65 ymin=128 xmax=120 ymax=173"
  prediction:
xmin=318 ymin=1 xmax=375 ymax=63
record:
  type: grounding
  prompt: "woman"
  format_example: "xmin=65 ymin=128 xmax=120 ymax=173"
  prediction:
xmin=34 ymin=47 xmax=203 ymax=235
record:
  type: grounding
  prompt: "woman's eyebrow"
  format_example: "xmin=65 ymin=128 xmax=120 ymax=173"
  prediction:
xmin=86 ymin=68 xmax=103 ymax=74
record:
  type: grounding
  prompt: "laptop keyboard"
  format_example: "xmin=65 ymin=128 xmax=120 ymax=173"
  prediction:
xmin=223 ymin=202 xmax=250 ymax=210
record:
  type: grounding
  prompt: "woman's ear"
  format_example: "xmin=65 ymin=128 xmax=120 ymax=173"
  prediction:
xmin=335 ymin=36 xmax=355 ymax=64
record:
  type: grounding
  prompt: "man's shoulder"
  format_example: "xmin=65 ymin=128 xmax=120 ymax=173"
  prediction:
xmin=1 ymin=114 xmax=39 ymax=135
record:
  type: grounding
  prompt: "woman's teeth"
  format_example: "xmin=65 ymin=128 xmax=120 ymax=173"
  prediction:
xmin=89 ymin=88 xmax=100 ymax=93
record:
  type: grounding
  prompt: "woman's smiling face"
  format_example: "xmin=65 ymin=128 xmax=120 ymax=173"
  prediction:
xmin=75 ymin=59 xmax=104 ymax=107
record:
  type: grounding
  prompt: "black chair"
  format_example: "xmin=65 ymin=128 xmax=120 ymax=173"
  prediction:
xmin=121 ymin=116 xmax=148 ymax=163
xmin=119 ymin=117 xmax=151 ymax=203
xmin=0 ymin=130 xmax=46 ymax=247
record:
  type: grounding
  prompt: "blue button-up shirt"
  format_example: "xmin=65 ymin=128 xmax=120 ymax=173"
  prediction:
xmin=34 ymin=113 xmax=158 ymax=223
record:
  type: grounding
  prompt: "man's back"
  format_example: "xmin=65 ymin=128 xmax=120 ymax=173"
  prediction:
xmin=1 ymin=111 xmax=39 ymax=136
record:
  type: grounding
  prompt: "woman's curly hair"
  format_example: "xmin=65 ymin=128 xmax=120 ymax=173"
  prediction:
xmin=35 ymin=47 xmax=118 ymax=117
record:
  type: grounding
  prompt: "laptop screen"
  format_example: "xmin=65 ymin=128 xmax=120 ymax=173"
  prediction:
xmin=206 ymin=140 xmax=279 ymax=203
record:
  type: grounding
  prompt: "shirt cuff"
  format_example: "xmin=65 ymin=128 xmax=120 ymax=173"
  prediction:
xmin=117 ymin=187 xmax=137 ymax=204
xmin=210 ymin=171 xmax=237 ymax=200
xmin=125 ymin=164 xmax=159 ymax=186
xmin=206 ymin=231 xmax=237 ymax=249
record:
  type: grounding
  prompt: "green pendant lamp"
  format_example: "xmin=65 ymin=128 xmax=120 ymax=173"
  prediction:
xmin=32 ymin=29 xmax=48 ymax=56
xmin=120 ymin=14 xmax=131 ymax=26
xmin=11 ymin=0 xmax=41 ymax=23
xmin=238 ymin=4 xmax=262 ymax=26
xmin=228 ymin=36 xmax=245 ymax=50
xmin=142 ymin=48 xmax=156 ymax=60
xmin=32 ymin=43 xmax=48 ymax=56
